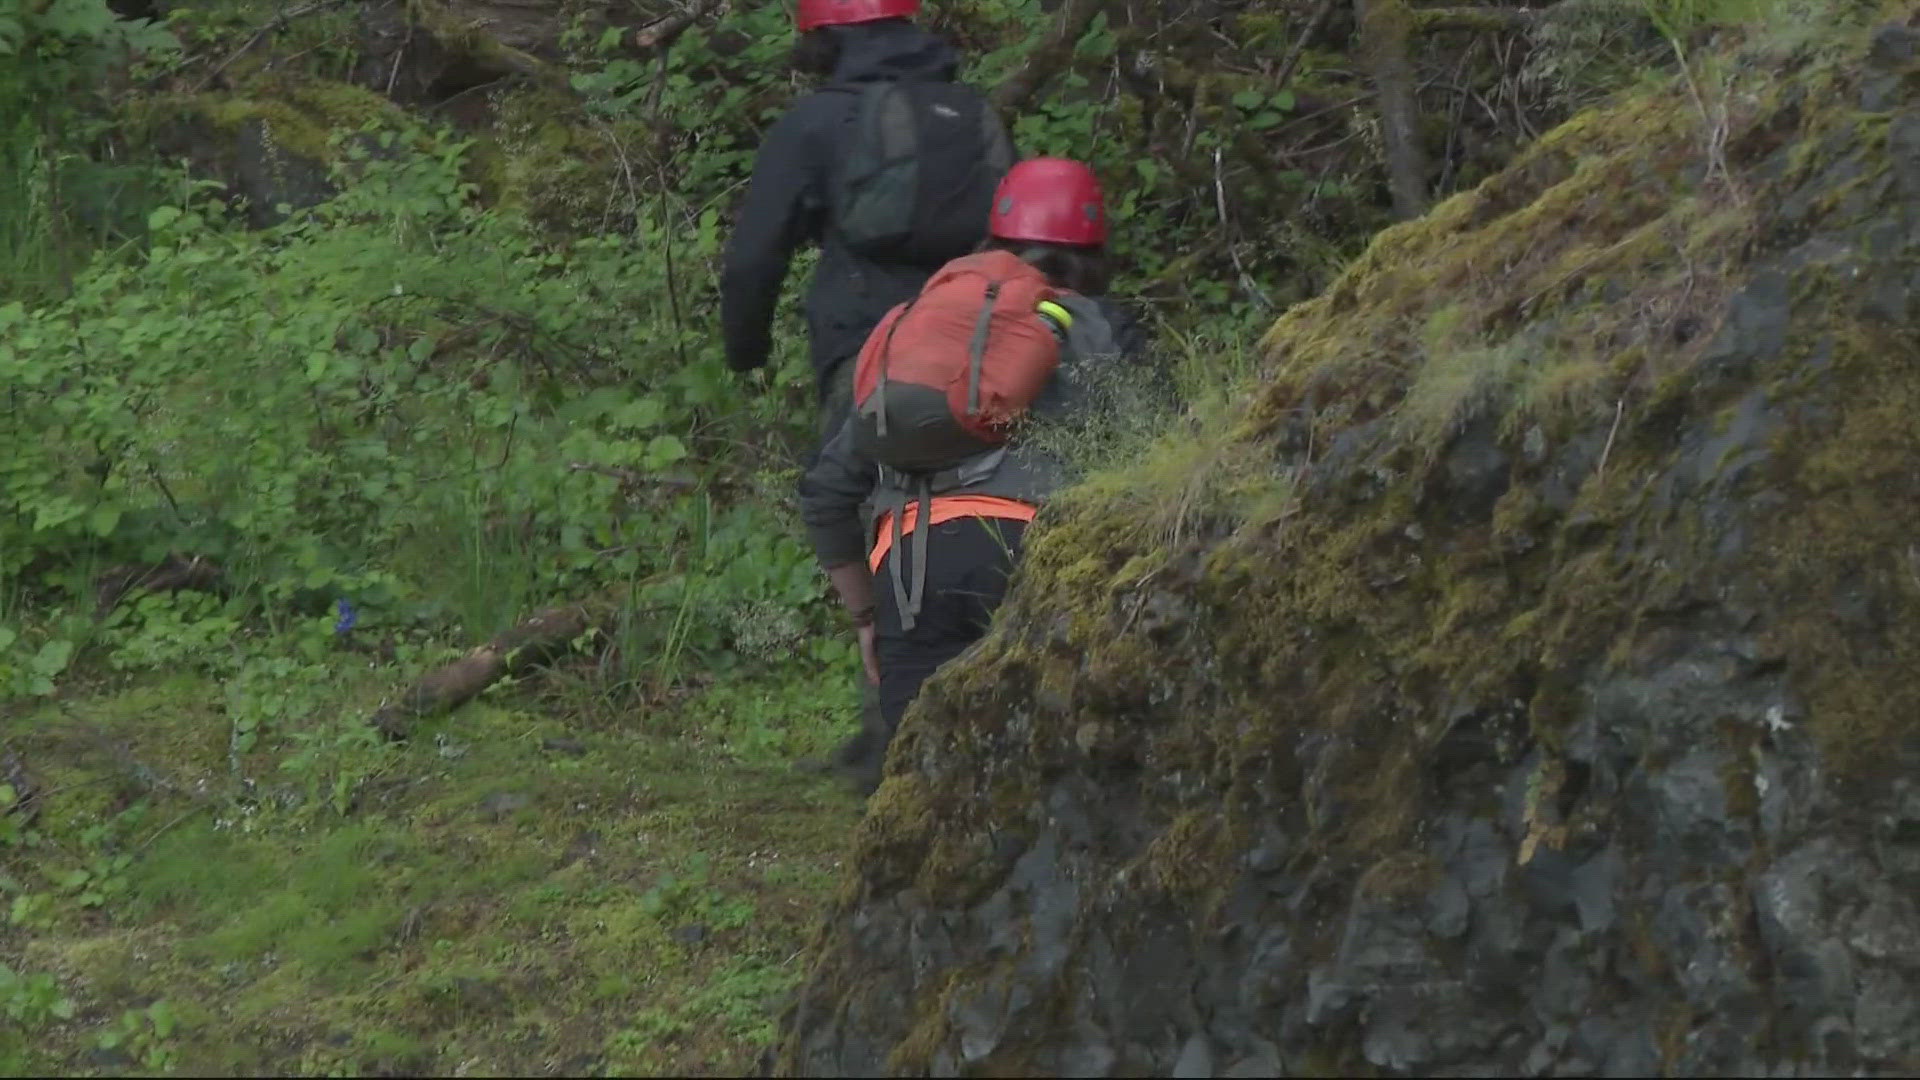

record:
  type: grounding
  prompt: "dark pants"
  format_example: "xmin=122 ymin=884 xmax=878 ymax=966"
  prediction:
xmin=874 ymin=516 xmax=1028 ymax=730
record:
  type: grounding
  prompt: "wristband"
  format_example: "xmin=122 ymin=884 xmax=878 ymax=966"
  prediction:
xmin=848 ymin=606 xmax=875 ymax=628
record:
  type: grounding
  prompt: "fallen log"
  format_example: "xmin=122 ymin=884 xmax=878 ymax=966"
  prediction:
xmin=369 ymin=600 xmax=612 ymax=739
xmin=93 ymin=554 xmax=224 ymax=619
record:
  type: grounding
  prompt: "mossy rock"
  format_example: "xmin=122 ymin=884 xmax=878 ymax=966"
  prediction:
xmin=129 ymin=77 xmax=410 ymax=227
xmin=777 ymin=8 xmax=1920 ymax=1075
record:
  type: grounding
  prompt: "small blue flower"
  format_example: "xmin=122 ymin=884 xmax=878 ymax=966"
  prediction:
xmin=334 ymin=598 xmax=358 ymax=636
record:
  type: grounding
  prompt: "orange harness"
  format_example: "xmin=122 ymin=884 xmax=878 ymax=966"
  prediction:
xmin=868 ymin=495 xmax=1037 ymax=574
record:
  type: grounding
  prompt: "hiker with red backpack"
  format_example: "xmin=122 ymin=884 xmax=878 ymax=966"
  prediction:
xmin=720 ymin=0 xmax=1015 ymax=446
xmin=797 ymin=158 xmax=1153 ymax=794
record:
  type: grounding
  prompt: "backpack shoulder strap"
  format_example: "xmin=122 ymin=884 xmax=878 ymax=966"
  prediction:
xmin=976 ymin=95 xmax=1015 ymax=174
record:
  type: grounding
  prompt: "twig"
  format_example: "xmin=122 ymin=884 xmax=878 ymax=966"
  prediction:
xmin=196 ymin=0 xmax=349 ymax=91
xmin=386 ymin=2 xmax=415 ymax=98
xmin=1596 ymin=396 xmax=1626 ymax=476
xmin=645 ymin=49 xmax=691 ymax=368
xmin=1213 ymin=146 xmax=1274 ymax=310
xmin=147 ymin=463 xmax=186 ymax=523
xmin=1274 ymin=0 xmax=1339 ymax=90
xmin=136 ymin=806 xmax=206 ymax=853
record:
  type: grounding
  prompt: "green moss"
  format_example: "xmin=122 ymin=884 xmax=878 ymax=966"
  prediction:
xmin=6 ymin=656 xmax=860 ymax=1074
xmin=202 ymin=78 xmax=405 ymax=162
xmin=1136 ymin=809 xmax=1241 ymax=900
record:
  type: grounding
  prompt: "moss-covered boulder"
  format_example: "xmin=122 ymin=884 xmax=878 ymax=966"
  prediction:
xmin=774 ymin=7 xmax=1920 ymax=1076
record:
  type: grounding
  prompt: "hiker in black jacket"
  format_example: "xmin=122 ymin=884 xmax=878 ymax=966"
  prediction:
xmin=720 ymin=0 xmax=1014 ymax=445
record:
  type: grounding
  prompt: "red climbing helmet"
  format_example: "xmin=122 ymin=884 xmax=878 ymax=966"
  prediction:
xmin=988 ymin=157 xmax=1108 ymax=247
xmin=795 ymin=0 xmax=920 ymax=32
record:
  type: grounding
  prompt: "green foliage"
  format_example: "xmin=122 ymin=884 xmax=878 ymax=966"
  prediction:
xmin=96 ymin=999 xmax=182 ymax=1071
xmin=0 ymin=120 xmax=831 ymax=708
xmin=0 ymin=0 xmax=181 ymax=299
xmin=0 ymin=962 xmax=77 ymax=1025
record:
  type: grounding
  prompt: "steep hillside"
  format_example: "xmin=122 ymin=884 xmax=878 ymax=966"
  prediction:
xmin=776 ymin=7 xmax=1920 ymax=1075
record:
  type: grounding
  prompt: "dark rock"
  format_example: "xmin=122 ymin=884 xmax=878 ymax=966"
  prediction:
xmin=232 ymin=119 xmax=336 ymax=228
xmin=671 ymin=923 xmax=710 ymax=948
xmin=541 ymin=736 xmax=589 ymax=756
xmin=1172 ymin=1033 xmax=1213 ymax=1078
xmin=1867 ymin=22 xmax=1918 ymax=66
xmin=1439 ymin=416 xmax=1512 ymax=522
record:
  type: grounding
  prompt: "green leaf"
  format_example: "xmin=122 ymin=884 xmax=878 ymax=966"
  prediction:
xmin=0 ymin=626 xmax=15 ymax=652
xmin=1271 ymin=89 xmax=1297 ymax=111
xmin=146 ymin=206 xmax=181 ymax=231
xmin=645 ymin=434 xmax=688 ymax=469
xmin=1231 ymin=89 xmax=1265 ymax=110
xmin=1251 ymin=111 xmax=1284 ymax=129
xmin=41 ymin=0 xmax=114 ymax=39
xmin=30 ymin=639 xmax=74 ymax=678
xmin=148 ymin=999 xmax=176 ymax=1037
xmin=88 ymin=503 xmax=121 ymax=538
xmin=51 ymin=996 xmax=76 ymax=1020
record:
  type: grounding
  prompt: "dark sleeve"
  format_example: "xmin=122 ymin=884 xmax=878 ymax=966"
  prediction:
xmin=1093 ymin=297 xmax=1153 ymax=364
xmin=797 ymin=417 xmax=877 ymax=568
xmin=720 ymin=104 xmax=827 ymax=373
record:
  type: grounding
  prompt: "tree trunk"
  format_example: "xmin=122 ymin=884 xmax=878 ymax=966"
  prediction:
xmin=1356 ymin=0 xmax=1432 ymax=219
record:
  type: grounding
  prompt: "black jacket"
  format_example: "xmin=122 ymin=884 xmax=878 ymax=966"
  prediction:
xmin=719 ymin=21 xmax=980 ymax=397
xmin=798 ymin=293 xmax=1159 ymax=569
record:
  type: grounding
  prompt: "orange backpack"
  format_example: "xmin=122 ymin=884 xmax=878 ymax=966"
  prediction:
xmin=851 ymin=250 xmax=1066 ymax=474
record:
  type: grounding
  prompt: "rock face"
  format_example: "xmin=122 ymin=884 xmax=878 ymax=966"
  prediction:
xmin=775 ymin=12 xmax=1920 ymax=1078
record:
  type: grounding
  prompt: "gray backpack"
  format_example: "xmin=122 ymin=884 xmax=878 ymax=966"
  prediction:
xmin=830 ymin=80 xmax=1015 ymax=264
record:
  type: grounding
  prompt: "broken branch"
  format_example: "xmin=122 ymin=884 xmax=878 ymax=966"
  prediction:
xmin=631 ymin=0 xmax=727 ymax=51
xmin=369 ymin=601 xmax=611 ymax=739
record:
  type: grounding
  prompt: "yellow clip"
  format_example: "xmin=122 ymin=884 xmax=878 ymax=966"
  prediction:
xmin=1035 ymin=300 xmax=1074 ymax=329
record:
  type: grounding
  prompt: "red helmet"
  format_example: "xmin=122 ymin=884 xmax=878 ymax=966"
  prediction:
xmin=988 ymin=157 xmax=1108 ymax=247
xmin=795 ymin=0 xmax=920 ymax=32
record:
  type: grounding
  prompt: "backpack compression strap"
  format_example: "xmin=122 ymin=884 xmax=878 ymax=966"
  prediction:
xmin=965 ymin=281 xmax=1000 ymax=416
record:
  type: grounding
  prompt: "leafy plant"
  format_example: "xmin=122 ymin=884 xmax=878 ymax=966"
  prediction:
xmin=0 ymin=963 xmax=76 ymax=1026
xmin=97 ymin=998 xmax=181 ymax=1071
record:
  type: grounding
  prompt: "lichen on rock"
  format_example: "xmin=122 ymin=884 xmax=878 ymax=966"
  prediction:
xmin=775 ymin=7 xmax=1920 ymax=1076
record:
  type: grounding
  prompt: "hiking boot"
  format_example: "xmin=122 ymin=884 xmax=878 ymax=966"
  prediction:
xmin=794 ymin=684 xmax=890 ymax=797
